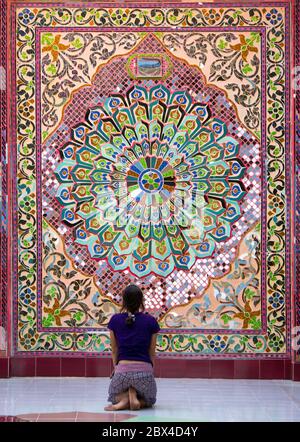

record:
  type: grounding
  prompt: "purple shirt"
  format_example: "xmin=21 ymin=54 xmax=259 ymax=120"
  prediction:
xmin=107 ymin=312 xmax=160 ymax=364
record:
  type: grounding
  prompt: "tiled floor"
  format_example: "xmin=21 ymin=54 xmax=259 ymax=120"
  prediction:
xmin=13 ymin=412 xmax=135 ymax=422
xmin=0 ymin=378 xmax=299 ymax=422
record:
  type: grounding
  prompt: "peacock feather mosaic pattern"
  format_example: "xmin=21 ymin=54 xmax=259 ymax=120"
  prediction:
xmin=55 ymin=84 xmax=250 ymax=278
xmin=11 ymin=3 xmax=292 ymax=357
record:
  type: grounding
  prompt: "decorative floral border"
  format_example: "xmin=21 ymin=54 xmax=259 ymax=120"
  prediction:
xmin=295 ymin=0 xmax=300 ymax=363
xmin=36 ymin=27 xmax=266 ymax=336
xmin=0 ymin=0 xmax=8 ymax=353
xmin=11 ymin=3 xmax=291 ymax=357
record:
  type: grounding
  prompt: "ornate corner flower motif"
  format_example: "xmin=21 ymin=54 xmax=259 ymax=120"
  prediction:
xmin=20 ymin=335 xmax=37 ymax=351
xmin=18 ymin=8 xmax=35 ymax=25
xmin=43 ymin=298 xmax=71 ymax=326
xmin=20 ymin=288 xmax=35 ymax=305
xmin=230 ymin=35 xmax=258 ymax=62
xmin=208 ymin=335 xmax=227 ymax=353
xmin=19 ymin=99 xmax=34 ymax=120
xmin=266 ymin=9 xmax=283 ymax=25
xmin=268 ymin=101 xmax=283 ymax=120
xmin=268 ymin=333 xmax=284 ymax=352
xmin=42 ymin=34 xmax=70 ymax=62
xmin=20 ymin=195 xmax=35 ymax=213
xmin=55 ymin=85 xmax=248 ymax=277
xmin=202 ymin=9 xmax=221 ymax=25
xmin=269 ymin=293 xmax=284 ymax=309
xmin=109 ymin=8 xmax=129 ymax=25
xmin=233 ymin=301 xmax=260 ymax=329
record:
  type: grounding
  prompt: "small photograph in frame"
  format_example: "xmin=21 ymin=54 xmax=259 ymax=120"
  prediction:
xmin=136 ymin=57 xmax=163 ymax=78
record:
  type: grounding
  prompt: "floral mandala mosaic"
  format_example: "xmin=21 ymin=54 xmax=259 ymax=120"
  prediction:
xmin=10 ymin=3 xmax=292 ymax=357
xmin=55 ymin=85 xmax=247 ymax=277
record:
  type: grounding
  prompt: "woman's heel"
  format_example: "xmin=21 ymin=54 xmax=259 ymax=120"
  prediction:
xmin=129 ymin=387 xmax=141 ymax=410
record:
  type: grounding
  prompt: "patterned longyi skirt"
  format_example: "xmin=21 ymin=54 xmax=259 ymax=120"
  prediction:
xmin=107 ymin=362 xmax=157 ymax=407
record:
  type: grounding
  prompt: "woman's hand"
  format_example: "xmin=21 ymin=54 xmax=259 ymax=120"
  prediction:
xmin=110 ymin=331 xmax=118 ymax=367
xmin=149 ymin=333 xmax=158 ymax=365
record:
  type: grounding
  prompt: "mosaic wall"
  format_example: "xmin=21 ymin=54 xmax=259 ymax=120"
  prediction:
xmin=295 ymin=0 xmax=300 ymax=362
xmin=7 ymin=2 xmax=293 ymax=357
xmin=0 ymin=0 xmax=8 ymax=354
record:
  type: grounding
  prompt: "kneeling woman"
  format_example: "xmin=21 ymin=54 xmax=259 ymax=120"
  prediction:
xmin=105 ymin=284 xmax=160 ymax=411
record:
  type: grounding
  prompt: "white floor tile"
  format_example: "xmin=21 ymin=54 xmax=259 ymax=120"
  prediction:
xmin=0 ymin=378 xmax=299 ymax=421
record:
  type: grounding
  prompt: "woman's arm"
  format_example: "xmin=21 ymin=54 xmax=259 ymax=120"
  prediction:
xmin=110 ymin=331 xmax=118 ymax=367
xmin=149 ymin=333 xmax=158 ymax=365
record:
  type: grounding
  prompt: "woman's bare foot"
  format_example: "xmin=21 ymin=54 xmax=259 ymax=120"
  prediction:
xmin=104 ymin=399 xmax=129 ymax=411
xmin=129 ymin=387 xmax=141 ymax=410
xmin=104 ymin=391 xmax=129 ymax=411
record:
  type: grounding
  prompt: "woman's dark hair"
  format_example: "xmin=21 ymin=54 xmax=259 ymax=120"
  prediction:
xmin=121 ymin=284 xmax=145 ymax=325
